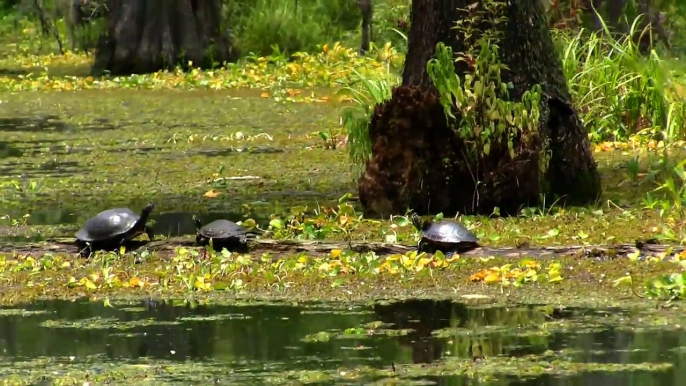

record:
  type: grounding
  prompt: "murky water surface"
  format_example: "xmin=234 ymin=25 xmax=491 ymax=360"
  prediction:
xmin=0 ymin=90 xmax=352 ymax=237
xmin=0 ymin=298 xmax=682 ymax=385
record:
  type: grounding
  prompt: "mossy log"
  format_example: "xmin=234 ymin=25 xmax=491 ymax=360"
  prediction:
xmin=92 ymin=0 xmax=238 ymax=76
xmin=0 ymin=238 xmax=682 ymax=262
xmin=358 ymin=0 xmax=601 ymax=217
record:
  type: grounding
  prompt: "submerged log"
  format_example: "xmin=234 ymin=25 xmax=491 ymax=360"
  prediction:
xmin=0 ymin=238 xmax=682 ymax=262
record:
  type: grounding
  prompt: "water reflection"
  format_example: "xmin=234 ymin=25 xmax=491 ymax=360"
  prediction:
xmin=0 ymin=299 xmax=680 ymax=384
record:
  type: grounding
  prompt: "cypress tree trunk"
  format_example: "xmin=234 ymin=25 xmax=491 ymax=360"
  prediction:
xmin=92 ymin=0 xmax=238 ymax=76
xmin=358 ymin=0 xmax=601 ymax=217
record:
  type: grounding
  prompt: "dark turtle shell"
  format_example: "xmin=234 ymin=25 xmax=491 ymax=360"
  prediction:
xmin=411 ymin=214 xmax=479 ymax=253
xmin=421 ymin=220 xmax=478 ymax=244
xmin=197 ymin=219 xmax=248 ymax=240
xmin=76 ymin=203 xmax=153 ymax=242
xmin=192 ymin=215 xmax=255 ymax=249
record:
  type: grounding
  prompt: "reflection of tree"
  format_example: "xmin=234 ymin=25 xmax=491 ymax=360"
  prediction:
xmin=373 ymin=301 xmax=574 ymax=363
xmin=0 ymin=299 xmax=400 ymax=373
xmin=373 ymin=300 xmax=456 ymax=363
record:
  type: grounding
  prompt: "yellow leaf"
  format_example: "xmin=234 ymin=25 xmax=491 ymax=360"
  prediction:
xmin=627 ymin=250 xmax=641 ymax=261
xmin=446 ymin=254 xmax=460 ymax=263
xmin=204 ymin=189 xmax=221 ymax=198
xmin=331 ymin=249 xmax=342 ymax=258
xmin=400 ymin=255 xmax=414 ymax=269
xmin=298 ymin=256 xmax=308 ymax=264
xmin=612 ymin=275 xmax=633 ymax=287
xmin=84 ymin=280 xmax=97 ymax=290
xmin=260 ymin=92 xmax=270 ymax=98
xmin=547 ymin=273 xmax=563 ymax=283
xmin=318 ymin=262 xmax=331 ymax=271
xmin=484 ymin=273 xmax=501 ymax=284
xmin=415 ymin=257 xmax=433 ymax=272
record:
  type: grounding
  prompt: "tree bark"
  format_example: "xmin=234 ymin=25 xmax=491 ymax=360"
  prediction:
xmin=635 ymin=0 xmax=671 ymax=52
xmin=91 ymin=0 xmax=238 ymax=76
xmin=606 ymin=0 xmax=627 ymax=33
xmin=357 ymin=0 xmax=373 ymax=53
xmin=358 ymin=0 xmax=601 ymax=218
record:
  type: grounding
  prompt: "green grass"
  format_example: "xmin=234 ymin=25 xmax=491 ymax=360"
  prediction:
xmin=0 ymin=0 xmax=411 ymax=59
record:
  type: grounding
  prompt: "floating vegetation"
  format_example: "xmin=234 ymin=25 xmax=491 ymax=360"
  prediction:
xmin=39 ymin=317 xmax=182 ymax=330
xmin=0 ymin=308 xmax=50 ymax=316
xmin=176 ymin=313 xmax=252 ymax=321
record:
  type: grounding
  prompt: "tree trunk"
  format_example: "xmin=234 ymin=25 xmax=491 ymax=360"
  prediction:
xmin=606 ymin=0 xmax=627 ymax=32
xmin=357 ymin=0 xmax=373 ymax=54
xmin=358 ymin=0 xmax=601 ymax=218
xmin=635 ymin=0 xmax=671 ymax=52
xmin=92 ymin=0 xmax=238 ymax=76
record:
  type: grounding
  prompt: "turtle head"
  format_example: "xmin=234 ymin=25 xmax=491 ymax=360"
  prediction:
xmin=140 ymin=202 xmax=154 ymax=220
xmin=192 ymin=215 xmax=203 ymax=230
xmin=410 ymin=213 xmax=433 ymax=231
xmin=410 ymin=213 xmax=423 ymax=230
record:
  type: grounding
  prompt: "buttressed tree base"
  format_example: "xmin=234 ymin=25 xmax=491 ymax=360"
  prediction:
xmin=358 ymin=0 xmax=601 ymax=218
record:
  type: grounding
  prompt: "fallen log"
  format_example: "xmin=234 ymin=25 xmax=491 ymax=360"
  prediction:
xmin=0 ymin=237 xmax=683 ymax=261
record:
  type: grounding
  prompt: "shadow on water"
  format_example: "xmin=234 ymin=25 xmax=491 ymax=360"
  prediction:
xmin=0 ymin=142 xmax=23 ymax=159
xmin=0 ymin=161 xmax=85 ymax=179
xmin=197 ymin=146 xmax=285 ymax=157
xmin=0 ymin=116 xmax=116 ymax=133
xmin=0 ymin=115 xmax=70 ymax=133
xmin=0 ymin=299 xmax=682 ymax=384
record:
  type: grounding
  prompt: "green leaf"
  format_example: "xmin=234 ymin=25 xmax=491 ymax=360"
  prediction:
xmin=269 ymin=219 xmax=284 ymax=229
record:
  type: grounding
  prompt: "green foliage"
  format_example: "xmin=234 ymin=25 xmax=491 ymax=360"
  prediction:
xmin=230 ymin=0 xmax=329 ymax=56
xmin=226 ymin=0 xmax=410 ymax=57
xmin=426 ymin=0 xmax=544 ymax=164
xmin=643 ymin=159 xmax=686 ymax=243
xmin=0 ymin=0 xmax=412 ymax=60
xmin=555 ymin=14 xmax=686 ymax=143
xmin=338 ymin=68 xmax=398 ymax=178
xmin=644 ymin=272 xmax=686 ymax=300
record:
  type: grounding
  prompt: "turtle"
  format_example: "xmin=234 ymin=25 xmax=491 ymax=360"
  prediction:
xmin=411 ymin=214 xmax=479 ymax=255
xmin=193 ymin=215 xmax=259 ymax=252
xmin=75 ymin=202 xmax=155 ymax=256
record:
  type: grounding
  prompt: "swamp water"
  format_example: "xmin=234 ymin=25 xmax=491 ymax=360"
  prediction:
xmin=0 ymin=298 xmax=682 ymax=385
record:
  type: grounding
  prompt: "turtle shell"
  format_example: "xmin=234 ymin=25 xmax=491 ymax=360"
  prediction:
xmin=198 ymin=219 xmax=248 ymax=240
xmin=421 ymin=220 xmax=478 ymax=244
xmin=75 ymin=208 xmax=142 ymax=242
